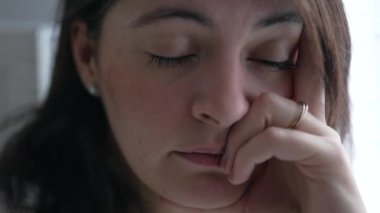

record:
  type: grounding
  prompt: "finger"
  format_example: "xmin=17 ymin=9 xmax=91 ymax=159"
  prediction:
xmin=294 ymin=29 xmax=326 ymax=122
xmin=228 ymin=127 xmax=342 ymax=185
xmin=222 ymin=93 xmax=330 ymax=174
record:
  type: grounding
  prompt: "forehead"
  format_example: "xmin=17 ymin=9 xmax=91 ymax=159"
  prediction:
xmin=124 ymin=0 xmax=296 ymax=10
xmin=112 ymin=0 xmax=298 ymax=25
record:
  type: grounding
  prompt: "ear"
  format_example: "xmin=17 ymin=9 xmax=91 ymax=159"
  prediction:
xmin=71 ymin=20 xmax=99 ymax=93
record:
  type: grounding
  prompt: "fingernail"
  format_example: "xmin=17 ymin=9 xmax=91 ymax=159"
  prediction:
xmin=220 ymin=155 xmax=227 ymax=171
xmin=224 ymin=159 xmax=232 ymax=174
xmin=228 ymin=168 xmax=234 ymax=182
xmin=228 ymin=175 xmax=234 ymax=184
xmin=228 ymin=176 xmax=240 ymax=185
xmin=228 ymin=171 xmax=242 ymax=185
xmin=228 ymin=168 xmax=239 ymax=185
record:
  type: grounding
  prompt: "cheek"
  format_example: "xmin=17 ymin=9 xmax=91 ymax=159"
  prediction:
xmin=271 ymin=72 xmax=293 ymax=98
xmin=104 ymin=74 xmax=187 ymax=128
xmin=98 ymin=60 xmax=192 ymax=152
xmin=246 ymin=71 xmax=294 ymax=99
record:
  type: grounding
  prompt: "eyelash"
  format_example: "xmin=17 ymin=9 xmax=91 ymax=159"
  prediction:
xmin=148 ymin=54 xmax=196 ymax=68
xmin=148 ymin=54 xmax=296 ymax=71
xmin=251 ymin=59 xmax=297 ymax=71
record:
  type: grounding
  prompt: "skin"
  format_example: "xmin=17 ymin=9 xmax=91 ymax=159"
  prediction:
xmin=72 ymin=0 xmax=366 ymax=212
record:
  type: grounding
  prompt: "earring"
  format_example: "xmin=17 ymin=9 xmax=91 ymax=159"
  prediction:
xmin=88 ymin=86 xmax=99 ymax=97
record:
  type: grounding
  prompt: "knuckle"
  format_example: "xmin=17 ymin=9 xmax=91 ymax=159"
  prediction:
xmin=255 ymin=93 xmax=280 ymax=121
xmin=331 ymin=131 xmax=342 ymax=144
xmin=263 ymin=127 xmax=285 ymax=140
xmin=322 ymin=132 xmax=346 ymax=159
xmin=257 ymin=92 xmax=278 ymax=107
xmin=325 ymin=128 xmax=343 ymax=146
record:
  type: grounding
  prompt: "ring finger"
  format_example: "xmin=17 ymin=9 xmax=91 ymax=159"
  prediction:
xmin=222 ymin=93 xmax=335 ymax=174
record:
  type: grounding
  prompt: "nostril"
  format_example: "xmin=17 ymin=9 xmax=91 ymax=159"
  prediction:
xmin=200 ymin=113 xmax=220 ymax=126
xmin=201 ymin=113 xmax=211 ymax=120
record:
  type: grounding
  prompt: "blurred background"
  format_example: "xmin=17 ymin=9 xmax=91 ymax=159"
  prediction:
xmin=0 ymin=0 xmax=379 ymax=212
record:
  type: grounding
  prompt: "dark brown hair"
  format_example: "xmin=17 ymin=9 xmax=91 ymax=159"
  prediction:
xmin=293 ymin=0 xmax=351 ymax=136
xmin=0 ymin=0 xmax=351 ymax=212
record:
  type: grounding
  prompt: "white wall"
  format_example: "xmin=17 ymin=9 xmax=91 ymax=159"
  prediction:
xmin=344 ymin=0 xmax=380 ymax=213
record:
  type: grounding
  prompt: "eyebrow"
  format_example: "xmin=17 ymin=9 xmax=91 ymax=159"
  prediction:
xmin=129 ymin=8 xmax=212 ymax=28
xmin=257 ymin=12 xmax=302 ymax=28
xmin=129 ymin=7 xmax=302 ymax=29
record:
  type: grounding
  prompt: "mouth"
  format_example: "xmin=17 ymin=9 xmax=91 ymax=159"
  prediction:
xmin=174 ymin=152 xmax=223 ymax=168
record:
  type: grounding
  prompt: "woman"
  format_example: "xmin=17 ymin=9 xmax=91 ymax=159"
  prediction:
xmin=0 ymin=0 xmax=366 ymax=212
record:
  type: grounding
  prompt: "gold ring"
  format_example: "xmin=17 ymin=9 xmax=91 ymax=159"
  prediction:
xmin=288 ymin=101 xmax=308 ymax=129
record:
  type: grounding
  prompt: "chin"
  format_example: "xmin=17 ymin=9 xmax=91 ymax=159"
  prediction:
xmin=161 ymin=174 xmax=249 ymax=210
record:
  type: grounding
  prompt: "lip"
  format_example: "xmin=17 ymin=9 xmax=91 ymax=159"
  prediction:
xmin=175 ymin=152 xmax=223 ymax=167
xmin=189 ymin=147 xmax=225 ymax=155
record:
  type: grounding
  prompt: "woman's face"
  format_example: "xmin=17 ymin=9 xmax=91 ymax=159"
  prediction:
xmin=91 ymin=0 xmax=302 ymax=210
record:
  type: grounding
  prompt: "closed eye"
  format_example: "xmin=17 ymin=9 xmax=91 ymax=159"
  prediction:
xmin=146 ymin=54 xmax=296 ymax=71
xmin=250 ymin=58 xmax=297 ymax=71
xmin=147 ymin=54 xmax=196 ymax=68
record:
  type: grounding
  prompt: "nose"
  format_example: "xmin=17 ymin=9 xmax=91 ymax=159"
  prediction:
xmin=191 ymin=59 xmax=249 ymax=128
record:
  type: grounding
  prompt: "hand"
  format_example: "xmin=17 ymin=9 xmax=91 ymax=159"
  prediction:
xmin=221 ymin=32 xmax=366 ymax=213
